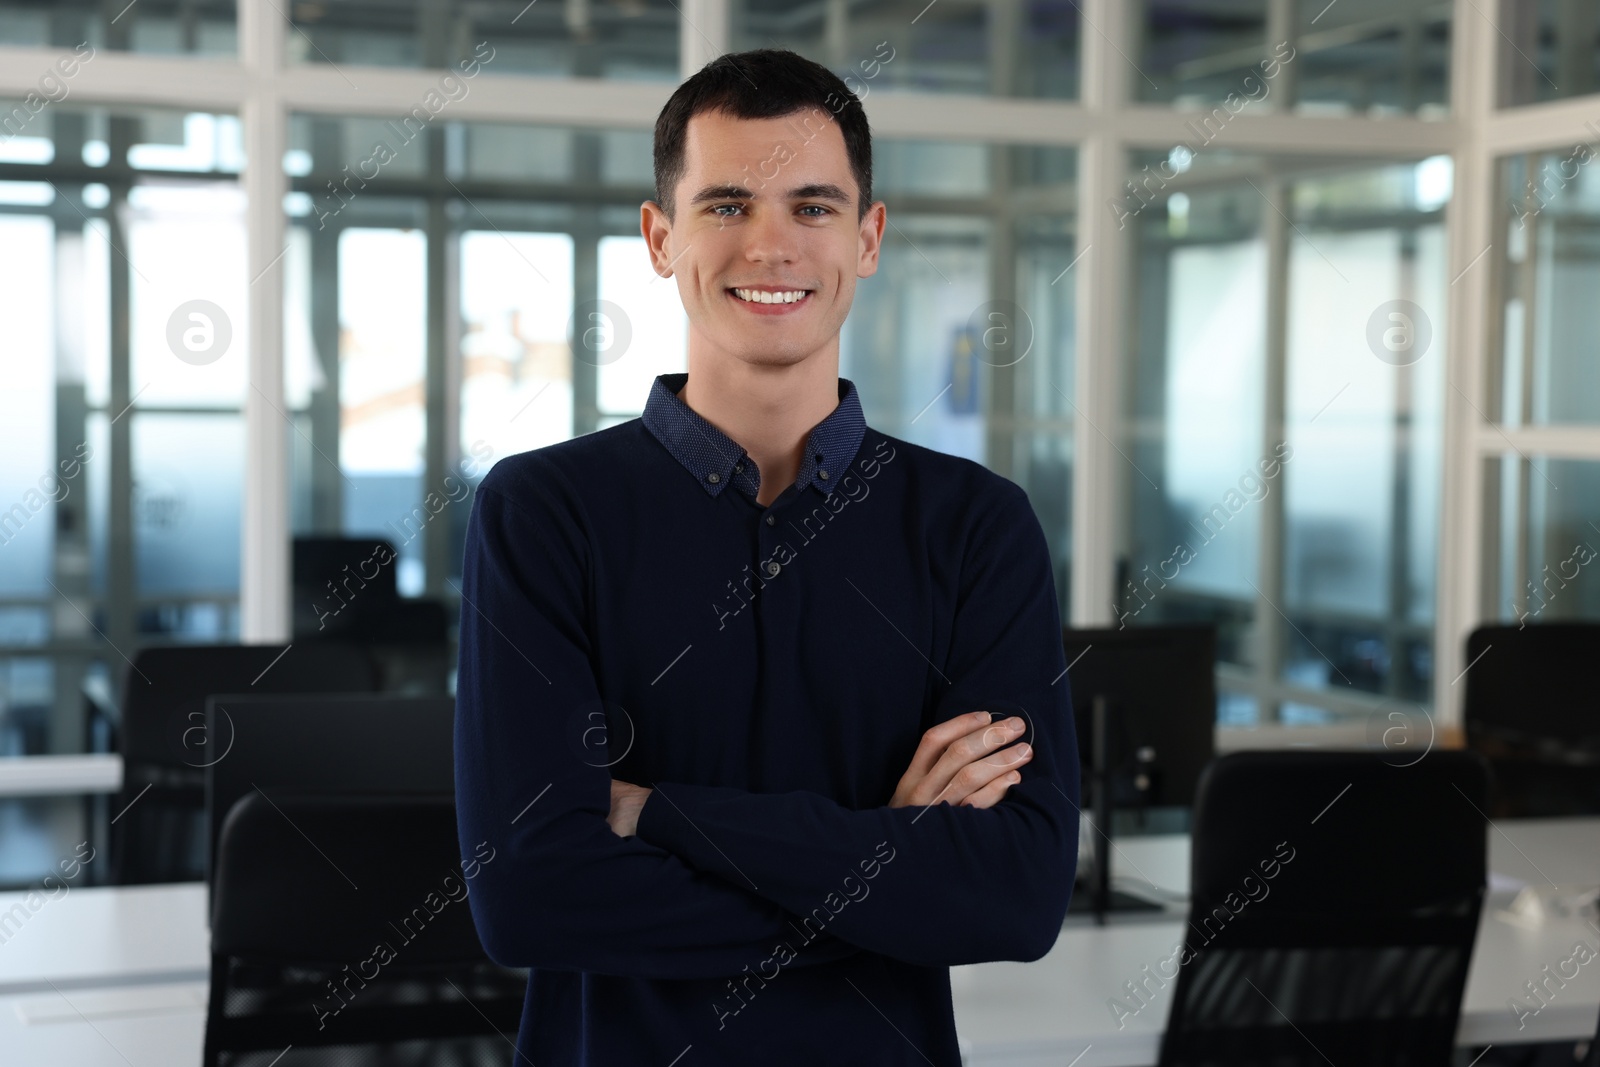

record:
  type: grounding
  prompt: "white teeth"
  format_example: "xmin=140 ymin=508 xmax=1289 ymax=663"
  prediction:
xmin=733 ymin=288 xmax=808 ymax=304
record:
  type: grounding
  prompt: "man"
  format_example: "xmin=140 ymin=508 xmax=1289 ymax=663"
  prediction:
xmin=456 ymin=47 xmax=1079 ymax=1066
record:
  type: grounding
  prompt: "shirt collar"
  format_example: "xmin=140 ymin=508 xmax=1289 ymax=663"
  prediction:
xmin=641 ymin=372 xmax=867 ymax=500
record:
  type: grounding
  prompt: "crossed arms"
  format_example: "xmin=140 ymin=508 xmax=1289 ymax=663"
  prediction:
xmin=453 ymin=459 xmax=1080 ymax=980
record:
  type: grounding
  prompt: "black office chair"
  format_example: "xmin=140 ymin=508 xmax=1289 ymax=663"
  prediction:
xmin=205 ymin=792 xmax=524 ymax=1066
xmin=1157 ymin=750 xmax=1489 ymax=1067
xmin=111 ymin=643 xmax=379 ymax=885
xmin=203 ymin=693 xmax=457 ymax=901
xmin=1463 ymin=622 xmax=1600 ymax=817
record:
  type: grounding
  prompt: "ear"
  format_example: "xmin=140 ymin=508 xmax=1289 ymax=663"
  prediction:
xmin=641 ymin=200 xmax=676 ymax=277
xmin=857 ymin=200 xmax=886 ymax=278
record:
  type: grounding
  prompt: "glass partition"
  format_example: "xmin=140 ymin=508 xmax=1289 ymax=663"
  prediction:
xmin=1122 ymin=149 xmax=1449 ymax=724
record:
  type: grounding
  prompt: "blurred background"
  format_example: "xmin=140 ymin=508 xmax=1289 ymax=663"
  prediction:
xmin=0 ymin=0 xmax=1596 ymax=888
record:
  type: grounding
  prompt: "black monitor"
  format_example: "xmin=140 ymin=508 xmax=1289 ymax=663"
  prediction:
xmin=204 ymin=694 xmax=456 ymax=904
xmin=1063 ymin=623 xmax=1217 ymax=811
xmin=1464 ymin=622 xmax=1600 ymax=816
xmin=1062 ymin=623 xmax=1216 ymax=922
xmin=291 ymin=536 xmax=400 ymax=639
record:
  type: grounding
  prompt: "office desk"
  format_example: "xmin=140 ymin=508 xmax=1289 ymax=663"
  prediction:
xmin=954 ymin=816 xmax=1600 ymax=1066
xmin=0 ymin=821 xmax=1594 ymax=1066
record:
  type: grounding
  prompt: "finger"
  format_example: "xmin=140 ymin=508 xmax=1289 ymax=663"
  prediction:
xmin=903 ymin=719 xmax=1003 ymax=804
xmin=920 ymin=742 xmax=1032 ymax=808
xmin=958 ymin=769 xmax=1022 ymax=809
xmin=925 ymin=718 xmax=1027 ymax=795
xmin=903 ymin=711 xmax=994 ymax=782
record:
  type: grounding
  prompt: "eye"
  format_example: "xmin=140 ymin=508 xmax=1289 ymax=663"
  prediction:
xmin=799 ymin=205 xmax=831 ymax=217
xmin=710 ymin=203 xmax=744 ymax=217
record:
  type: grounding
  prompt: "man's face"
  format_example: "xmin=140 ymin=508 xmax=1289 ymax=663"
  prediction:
xmin=642 ymin=107 xmax=886 ymax=371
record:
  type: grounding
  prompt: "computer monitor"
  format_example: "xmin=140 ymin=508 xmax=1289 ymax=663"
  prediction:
xmin=1061 ymin=623 xmax=1216 ymax=921
xmin=1464 ymin=622 xmax=1600 ymax=816
xmin=291 ymin=536 xmax=400 ymax=639
xmin=204 ymin=694 xmax=456 ymax=903
xmin=1062 ymin=623 xmax=1217 ymax=811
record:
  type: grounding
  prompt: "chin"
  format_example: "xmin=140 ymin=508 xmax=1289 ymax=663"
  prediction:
xmin=751 ymin=346 xmax=819 ymax=368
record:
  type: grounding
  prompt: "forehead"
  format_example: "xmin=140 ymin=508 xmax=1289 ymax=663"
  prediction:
xmin=680 ymin=107 xmax=851 ymax=183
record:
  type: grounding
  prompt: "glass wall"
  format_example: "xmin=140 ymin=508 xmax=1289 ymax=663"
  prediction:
xmin=286 ymin=0 xmax=679 ymax=79
xmin=732 ymin=0 xmax=1080 ymax=98
xmin=1120 ymin=149 xmax=1449 ymax=724
xmin=1492 ymin=149 xmax=1600 ymax=426
xmin=1137 ymin=0 xmax=1451 ymax=115
xmin=1486 ymin=456 xmax=1600 ymax=625
xmin=1497 ymin=0 xmax=1600 ymax=107
xmin=0 ymin=103 xmax=245 ymax=765
xmin=0 ymin=0 xmax=235 ymax=55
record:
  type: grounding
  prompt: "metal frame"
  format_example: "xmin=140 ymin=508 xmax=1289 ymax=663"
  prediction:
xmin=0 ymin=0 xmax=1596 ymax=750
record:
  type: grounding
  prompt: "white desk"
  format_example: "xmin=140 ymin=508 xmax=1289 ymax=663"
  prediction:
xmin=0 ymin=821 xmax=1594 ymax=1066
xmin=0 ymin=754 xmax=122 ymax=797
xmin=0 ymin=883 xmax=207 ymax=1067
xmin=953 ymin=816 xmax=1600 ymax=1066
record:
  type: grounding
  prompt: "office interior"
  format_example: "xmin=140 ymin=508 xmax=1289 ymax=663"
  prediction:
xmin=0 ymin=0 xmax=1597 ymax=1063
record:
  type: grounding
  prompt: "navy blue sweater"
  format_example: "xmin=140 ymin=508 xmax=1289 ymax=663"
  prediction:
xmin=455 ymin=373 xmax=1079 ymax=1066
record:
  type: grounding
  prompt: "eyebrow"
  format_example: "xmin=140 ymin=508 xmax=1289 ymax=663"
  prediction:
xmin=689 ymin=182 xmax=853 ymax=206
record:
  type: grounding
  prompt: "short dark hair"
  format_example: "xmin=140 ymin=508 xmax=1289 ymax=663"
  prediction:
xmin=652 ymin=48 xmax=874 ymax=223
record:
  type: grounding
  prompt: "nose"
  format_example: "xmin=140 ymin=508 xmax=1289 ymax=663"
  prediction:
xmin=742 ymin=204 xmax=800 ymax=268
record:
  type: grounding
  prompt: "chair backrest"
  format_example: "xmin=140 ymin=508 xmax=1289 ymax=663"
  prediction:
xmin=204 ymin=694 xmax=456 ymax=894
xmin=211 ymin=792 xmax=485 ymax=964
xmin=110 ymin=644 xmax=380 ymax=885
xmin=1463 ymin=622 xmax=1600 ymax=815
xmin=1157 ymin=750 xmax=1488 ymax=1067
xmin=205 ymin=791 xmax=521 ymax=1065
xmin=121 ymin=643 xmax=379 ymax=768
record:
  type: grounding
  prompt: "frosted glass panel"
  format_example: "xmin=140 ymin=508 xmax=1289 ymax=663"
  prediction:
xmin=459 ymin=231 xmax=575 ymax=457
xmin=597 ymin=235 xmax=686 ymax=415
xmin=132 ymin=413 xmax=243 ymax=597
xmin=339 ymin=229 xmax=425 ymax=475
xmin=1161 ymin=240 xmax=1266 ymax=602
xmin=0 ymin=216 xmax=55 ymax=598
xmin=129 ymin=183 xmax=248 ymax=405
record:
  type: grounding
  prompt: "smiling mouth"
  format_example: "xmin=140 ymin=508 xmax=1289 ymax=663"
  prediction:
xmin=728 ymin=287 xmax=813 ymax=306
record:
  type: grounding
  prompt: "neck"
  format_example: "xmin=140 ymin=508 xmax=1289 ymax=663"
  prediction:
xmin=677 ymin=354 xmax=840 ymax=507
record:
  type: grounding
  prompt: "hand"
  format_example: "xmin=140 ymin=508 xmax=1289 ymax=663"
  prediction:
xmin=889 ymin=711 xmax=1032 ymax=810
xmin=608 ymin=779 xmax=652 ymax=837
